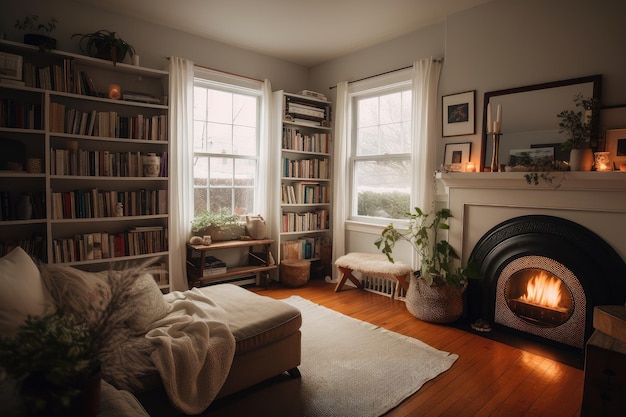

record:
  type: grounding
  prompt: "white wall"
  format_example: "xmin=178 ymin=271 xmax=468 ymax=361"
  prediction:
xmin=2 ymin=0 xmax=310 ymax=92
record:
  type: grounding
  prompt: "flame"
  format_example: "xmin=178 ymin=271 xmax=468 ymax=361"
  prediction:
xmin=519 ymin=271 xmax=563 ymax=308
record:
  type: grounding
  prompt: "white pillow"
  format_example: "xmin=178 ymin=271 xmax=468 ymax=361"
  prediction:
xmin=39 ymin=264 xmax=111 ymax=324
xmin=125 ymin=273 xmax=169 ymax=332
xmin=0 ymin=247 xmax=49 ymax=336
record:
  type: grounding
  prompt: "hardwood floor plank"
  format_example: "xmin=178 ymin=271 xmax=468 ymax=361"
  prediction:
xmin=252 ymin=279 xmax=584 ymax=417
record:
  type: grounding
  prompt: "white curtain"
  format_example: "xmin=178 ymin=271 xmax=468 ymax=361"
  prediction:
xmin=411 ymin=57 xmax=443 ymax=211
xmin=329 ymin=81 xmax=349 ymax=281
xmin=258 ymin=79 xmax=272 ymax=220
xmin=168 ymin=57 xmax=194 ymax=291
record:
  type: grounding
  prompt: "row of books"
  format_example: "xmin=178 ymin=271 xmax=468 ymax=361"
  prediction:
xmin=280 ymin=236 xmax=324 ymax=260
xmin=187 ymin=255 xmax=228 ymax=277
xmin=281 ymin=182 xmax=329 ymax=205
xmin=282 ymin=127 xmax=331 ymax=153
xmin=0 ymin=238 xmax=46 ymax=260
xmin=287 ymin=102 xmax=325 ymax=119
xmin=51 ymin=188 xmax=167 ymax=220
xmin=281 ymin=209 xmax=329 ymax=233
xmin=51 ymin=226 xmax=168 ymax=263
xmin=22 ymin=59 xmax=75 ymax=93
xmin=50 ymin=149 xmax=168 ymax=178
xmin=49 ymin=103 xmax=168 ymax=141
xmin=281 ymin=157 xmax=330 ymax=179
xmin=0 ymin=191 xmax=46 ymax=221
xmin=0 ymin=99 xmax=42 ymax=129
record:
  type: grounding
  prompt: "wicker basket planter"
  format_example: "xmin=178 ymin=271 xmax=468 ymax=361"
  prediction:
xmin=405 ymin=273 xmax=466 ymax=323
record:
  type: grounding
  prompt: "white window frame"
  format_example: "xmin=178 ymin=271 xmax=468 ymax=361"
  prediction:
xmin=347 ymin=69 xmax=414 ymax=226
xmin=192 ymin=67 xmax=266 ymax=216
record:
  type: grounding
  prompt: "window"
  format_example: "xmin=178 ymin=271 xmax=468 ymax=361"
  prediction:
xmin=192 ymin=74 xmax=263 ymax=217
xmin=350 ymin=75 xmax=412 ymax=223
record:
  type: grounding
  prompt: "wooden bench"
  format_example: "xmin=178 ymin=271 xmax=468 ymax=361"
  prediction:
xmin=334 ymin=252 xmax=413 ymax=300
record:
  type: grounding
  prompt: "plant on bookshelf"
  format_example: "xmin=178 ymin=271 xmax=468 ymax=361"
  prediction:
xmin=14 ymin=15 xmax=57 ymax=52
xmin=72 ymin=30 xmax=135 ymax=65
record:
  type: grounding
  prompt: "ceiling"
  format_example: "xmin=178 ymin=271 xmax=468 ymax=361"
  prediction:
xmin=71 ymin=0 xmax=494 ymax=67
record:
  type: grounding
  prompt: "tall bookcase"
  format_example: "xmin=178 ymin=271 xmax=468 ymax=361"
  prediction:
xmin=0 ymin=40 xmax=171 ymax=291
xmin=271 ymin=91 xmax=332 ymax=278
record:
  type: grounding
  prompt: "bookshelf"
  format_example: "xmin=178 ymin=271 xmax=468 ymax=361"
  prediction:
xmin=0 ymin=40 xmax=171 ymax=291
xmin=272 ymin=91 xmax=332 ymax=278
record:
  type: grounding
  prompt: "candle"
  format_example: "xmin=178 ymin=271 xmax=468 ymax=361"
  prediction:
xmin=496 ymin=104 xmax=502 ymax=123
xmin=108 ymin=84 xmax=121 ymax=100
xmin=486 ymin=103 xmax=493 ymax=133
xmin=466 ymin=161 xmax=475 ymax=172
xmin=493 ymin=121 xmax=501 ymax=134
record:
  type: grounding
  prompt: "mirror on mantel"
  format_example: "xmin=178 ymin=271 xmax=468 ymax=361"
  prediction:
xmin=481 ymin=75 xmax=602 ymax=171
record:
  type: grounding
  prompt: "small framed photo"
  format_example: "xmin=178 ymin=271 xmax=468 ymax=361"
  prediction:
xmin=442 ymin=91 xmax=475 ymax=137
xmin=605 ymin=128 xmax=626 ymax=169
xmin=444 ymin=142 xmax=471 ymax=172
xmin=0 ymin=52 xmax=23 ymax=81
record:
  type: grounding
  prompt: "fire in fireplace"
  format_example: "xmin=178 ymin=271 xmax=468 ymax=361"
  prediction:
xmin=468 ymin=215 xmax=626 ymax=350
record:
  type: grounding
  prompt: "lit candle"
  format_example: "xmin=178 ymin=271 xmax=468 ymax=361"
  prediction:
xmin=486 ymin=103 xmax=493 ymax=134
xmin=108 ymin=84 xmax=121 ymax=100
xmin=466 ymin=161 xmax=475 ymax=172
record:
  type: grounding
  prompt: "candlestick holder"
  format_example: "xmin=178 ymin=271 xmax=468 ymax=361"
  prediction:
xmin=490 ymin=132 xmax=501 ymax=172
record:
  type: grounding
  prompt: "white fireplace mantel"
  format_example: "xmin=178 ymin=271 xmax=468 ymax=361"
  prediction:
xmin=438 ymin=172 xmax=626 ymax=265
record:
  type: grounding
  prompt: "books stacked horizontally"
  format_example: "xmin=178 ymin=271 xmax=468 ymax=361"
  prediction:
xmin=188 ymin=255 xmax=227 ymax=277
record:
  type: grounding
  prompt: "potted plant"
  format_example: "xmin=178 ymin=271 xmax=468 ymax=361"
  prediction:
xmin=191 ymin=210 xmax=245 ymax=241
xmin=72 ymin=30 xmax=135 ymax=65
xmin=14 ymin=15 xmax=58 ymax=52
xmin=557 ymin=93 xmax=599 ymax=171
xmin=375 ymin=206 xmax=479 ymax=323
xmin=0 ymin=268 xmax=145 ymax=416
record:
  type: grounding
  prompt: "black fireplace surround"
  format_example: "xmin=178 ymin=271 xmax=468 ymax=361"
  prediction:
xmin=467 ymin=215 xmax=626 ymax=348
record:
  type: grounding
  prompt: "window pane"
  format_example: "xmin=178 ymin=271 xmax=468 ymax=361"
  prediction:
xmin=235 ymin=188 xmax=254 ymax=215
xmin=234 ymin=125 xmax=257 ymax=155
xmin=209 ymin=188 xmax=232 ymax=213
xmin=233 ymin=94 xmax=257 ymax=127
xmin=207 ymin=122 xmax=233 ymax=153
xmin=193 ymin=188 xmax=208 ymax=216
xmin=193 ymin=156 xmax=208 ymax=186
xmin=207 ymin=90 xmax=232 ymax=124
xmin=210 ymin=157 xmax=233 ymax=187
xmin=354 ymin=160 xmax=410 ymax=219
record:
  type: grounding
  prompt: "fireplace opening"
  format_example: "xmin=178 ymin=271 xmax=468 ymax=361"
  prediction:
xmin=506 ymin=269 xmax=573 ymax=328
xmin=468 ymin=215 xmax=626 ymax=355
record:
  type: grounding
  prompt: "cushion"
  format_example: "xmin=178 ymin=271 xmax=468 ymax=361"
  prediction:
xmin=197 ymin=284 xmax=302 ymax=354
xmin=40 ymin=264 xmax=111 ymax=324
xmin=0 ymin=247 xmax=49 ymax=336
xmin=125 ymin=273 xmax=169 ymax=332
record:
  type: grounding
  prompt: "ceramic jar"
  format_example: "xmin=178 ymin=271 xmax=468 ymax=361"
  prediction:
xmin=143 ymin=153 xmax=161 ymax=177
xmin=245 ymin=215 xmax=266 ymax=239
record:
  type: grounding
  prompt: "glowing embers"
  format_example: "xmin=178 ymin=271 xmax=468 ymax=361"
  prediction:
xmin=506 ymin=269 xmax=574 ymax=327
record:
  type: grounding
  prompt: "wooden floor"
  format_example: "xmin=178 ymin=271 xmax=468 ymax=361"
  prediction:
xmin=251 ymin=278 xmax=584 ymax=417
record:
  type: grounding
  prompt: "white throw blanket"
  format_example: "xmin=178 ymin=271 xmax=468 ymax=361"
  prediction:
xmin=146 ymin=288 xmax=236 ymax=415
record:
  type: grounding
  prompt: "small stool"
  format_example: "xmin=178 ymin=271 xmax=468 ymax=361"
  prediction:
xmin=334 ymin=252 xmax=412 ymax=300
xmin=280 ymin=259 xmax=310 ymax=287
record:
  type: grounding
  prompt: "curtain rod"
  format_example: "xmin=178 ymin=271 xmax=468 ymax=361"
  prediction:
xmin=328 ymin=58 xmax=444 ymax=90
xmin=164 ymin=56 xmax=263 ymax=83
xmin=328 ymin=65 xmax=412 ymax=90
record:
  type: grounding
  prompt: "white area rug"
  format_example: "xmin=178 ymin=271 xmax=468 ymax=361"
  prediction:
xmin=206 ymin=296 xmax=458 ymax=417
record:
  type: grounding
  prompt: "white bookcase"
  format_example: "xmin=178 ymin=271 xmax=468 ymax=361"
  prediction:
xmin=271 ymin=91 xmax=332 ymax=278
xmin=0 ymin=40 xmax=171 ymax=291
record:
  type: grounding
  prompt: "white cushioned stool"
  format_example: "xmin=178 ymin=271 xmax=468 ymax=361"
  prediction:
xmin=334 ymin=252 xmax=413 ymax=300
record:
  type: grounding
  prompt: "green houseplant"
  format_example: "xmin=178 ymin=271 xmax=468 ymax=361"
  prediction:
xmin=72 ymin=30 xmax=135 ymax=65
xmin=375 ymin=207 xmax=479 ymax=323
xmin=557 ymin=93 xmax=599 ymax=171
xmin=15 ymin=15 xmax=58 ymax=51
xmin=191 ymin=210 xmax=245 ymax=241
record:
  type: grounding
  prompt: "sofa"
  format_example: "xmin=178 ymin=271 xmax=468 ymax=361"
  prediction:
xmin=0 ymin=247 xmax=302 ymax=415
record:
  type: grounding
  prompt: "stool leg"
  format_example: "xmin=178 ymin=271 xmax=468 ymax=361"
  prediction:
xmin=334 ymin=267 xmax=362 ymax=292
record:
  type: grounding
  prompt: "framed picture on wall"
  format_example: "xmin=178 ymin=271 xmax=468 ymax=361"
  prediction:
xmin=605 ymin=128 xmax=626 ymax=170
xmin=442 ymin=90 xmax=475 ymax=137
xmin=444 ymin=142 xmax=471 ymax=171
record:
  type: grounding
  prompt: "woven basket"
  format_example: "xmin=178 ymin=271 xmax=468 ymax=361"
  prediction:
xmin=405 ymin=274 xmax=466 ymax=323
xmin=280 ymin=259 xmax=310 ymax=287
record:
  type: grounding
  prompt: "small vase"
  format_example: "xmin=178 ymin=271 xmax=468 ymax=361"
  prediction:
xmin=16 ymin=193 xmax=33 ymax=220
xmin=569 ymin=148 xmax=594 ymax=171
xmin=143 ymin=153 xmax=161 ymax=177
xmin=245 ymin=215 xmax=267 ymax=239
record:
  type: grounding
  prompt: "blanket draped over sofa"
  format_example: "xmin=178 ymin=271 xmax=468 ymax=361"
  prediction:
xmin=146 ymin=288 xmax=236 ymax=415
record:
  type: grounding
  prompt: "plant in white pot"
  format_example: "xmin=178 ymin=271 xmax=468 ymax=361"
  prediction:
xmin=374 ymin=207 xmax=480 ymax=323
xmin=558 ymin=93 xmax=599 ymax=171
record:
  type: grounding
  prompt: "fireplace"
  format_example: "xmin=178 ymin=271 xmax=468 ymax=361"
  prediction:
xmin=438 ymin=171 xmax=626 ymax=353
xmin=468 ymin=215 xmax=626 ymax=349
